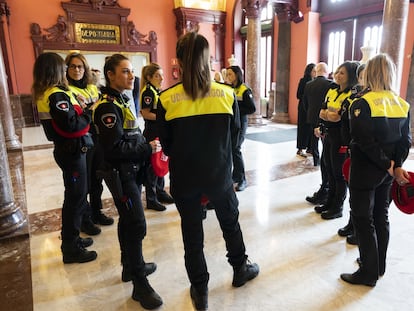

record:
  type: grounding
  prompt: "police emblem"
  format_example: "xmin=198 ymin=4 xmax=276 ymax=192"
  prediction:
xmin=144 ymin=96 xmax=153 ymax=105
xmin=101 ymin=113 xmax=116 ymax=128
xmin=354 ymin=109 xmax=361 ymax=117
xmin=56 ymin=100 xmax=69 ymax=112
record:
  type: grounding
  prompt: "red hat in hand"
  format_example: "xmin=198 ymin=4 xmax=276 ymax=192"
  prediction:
xmin=342 ymin=157 xmax=351 ymax=183
xmin=391 ymin=171 xmax=414 ymax=214
xmin=151 ymin=138 xmax=169 ymax=177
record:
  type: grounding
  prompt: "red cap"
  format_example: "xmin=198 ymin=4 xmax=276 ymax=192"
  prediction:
xmin=342 ymin=157 xmax=351 ymax=182
xmin=391 ymin=171 xmax=414 ymax=214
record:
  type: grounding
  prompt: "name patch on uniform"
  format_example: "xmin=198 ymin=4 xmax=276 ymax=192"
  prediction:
xmin=354 ymin=109 xmax=361 ymax=117
xmin=101 ymin=113 xmax=117 ymax=128
xmin=56 ymin=100 xmax=69 ymax=112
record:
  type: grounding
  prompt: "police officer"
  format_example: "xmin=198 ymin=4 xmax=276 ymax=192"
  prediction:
xmin=33 ymin=52 xmax=97 ymax=264
xmin=65 ymin=52 xmax=114 ymax=236
xmin=337 ymin=63 xmax=366 ymax=245
xmin=317 ymin=61 xmax=358 ymax=220
xmin=157 ymin=32 xmax=259 ymax=311
xmin=93 ymin=54 xmax=162 ymax=309
xmin=225 ymin=65 xmax=256 ymax=192
xmin=140 ymin=62 xmax=174 ymax=211
xmin=341 ymin=53 xmax=411 ymax=286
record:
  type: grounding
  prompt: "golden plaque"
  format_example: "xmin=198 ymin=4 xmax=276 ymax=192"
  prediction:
xmin=75 ymin=23 xmax=120 ymax=44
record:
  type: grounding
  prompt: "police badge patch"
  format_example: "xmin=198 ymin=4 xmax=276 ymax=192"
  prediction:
xmin=101 ymin=113 xmax=117 ymax=128
xmin=144 ymin=96 xmax=153 ymax=105
xmin=56 ymin=100 xmax=69 ymax=112
xmin=354 ymin=109 xmax=361 ymax=117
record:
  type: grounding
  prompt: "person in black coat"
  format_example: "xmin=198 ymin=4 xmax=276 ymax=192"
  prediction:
xmin=296 ymin=63 xmax=315 ymax=157
xmin=302 ymin=62 xmax=332 ymax=204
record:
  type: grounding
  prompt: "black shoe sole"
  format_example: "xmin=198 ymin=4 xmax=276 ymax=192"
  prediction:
xmin=63 ymin=251 xmax=97 ymax=264
xmin=340 ymin=273 xmax=376 ymax=287
xmin=321 ymin=211 xmax=342 ymax=220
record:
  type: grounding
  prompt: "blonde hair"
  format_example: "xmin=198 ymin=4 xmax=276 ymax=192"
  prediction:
xmin=140 ymin=63 xmax=162 ymax=91
xmin=364 ymin=53 xmax=396 ymax=92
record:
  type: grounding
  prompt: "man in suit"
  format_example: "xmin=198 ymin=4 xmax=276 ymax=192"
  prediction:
xmin=302 ymin=62 xmax=333 ymax=204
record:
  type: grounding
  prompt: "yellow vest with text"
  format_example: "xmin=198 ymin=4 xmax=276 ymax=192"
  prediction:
xmin=361 ymin=91 xmax=409 ymax=118
xmin=325 ymin=88 xmax=352 ymax=112
xmin=160 ymin=82 xmax=234 ymax=121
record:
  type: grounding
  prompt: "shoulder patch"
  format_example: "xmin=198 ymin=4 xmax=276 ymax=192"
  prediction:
xmin=354 ymin=109 xmax=361 ymax=117
xmin=56 ymin=100 xmax=70 ymax=112
xmin=144 ymin=96 xmax=153 ymax=105
xmin=101 ymin=113 xmax=117 ymax=128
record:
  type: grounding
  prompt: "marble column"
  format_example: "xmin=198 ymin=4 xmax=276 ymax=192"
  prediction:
xmin=0 ymin=44 xmax=21 ymax=151
xmin=380 ymin=0 xmax=409 ymax=92
xmin=242 ymin=0 xmax=267 ymax=125
xmin=0 ymin=117 xmax=26 ymax=237
xmin=271 ymin=4 xmax=290 ymax=123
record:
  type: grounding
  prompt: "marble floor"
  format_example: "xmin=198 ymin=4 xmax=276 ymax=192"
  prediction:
xmin=4 ymin=120 xmax=414 ymax=311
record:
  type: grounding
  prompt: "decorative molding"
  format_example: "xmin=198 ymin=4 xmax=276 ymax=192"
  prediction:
xmin=0 ymin=1 xmax=10 ymax=24
xmin=242 ymin=0 xmax=268 ymax=19
xmin=173 ymin=7 xmax=226 ymax=37
xmin=173 ymin=7 xmax=226 ymax=68
xmin=30 ymin=0 xmax=157 ymax=61
xmin=271 ymin=0 xmax=304 ymax=23
xmin=70 ymin=0 xmax=120 ymax=10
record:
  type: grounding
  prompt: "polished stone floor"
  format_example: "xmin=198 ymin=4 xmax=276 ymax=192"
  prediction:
xmin=3 ymin=121 xmax=414 ymax=311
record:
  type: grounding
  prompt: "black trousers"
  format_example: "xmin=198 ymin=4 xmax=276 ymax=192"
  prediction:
xmin=323 ymin=128 xmax=347 ymax=209
xmin=114 ymin=171 xmax=147 ymax=277
xmin=173 ymin=186 xmax=247 ymax=292
xmin=53 ymin=146 xmax=87 ymax=245
xmin=232 ymin=115 xmax=248 ymax=184
xmin=350 ymin=176 xmax=392 ymax=279
xmin=144 ymin=163 xmax=166 ymax=203
xmin=85 ymin=143 xmax=104 ymax=219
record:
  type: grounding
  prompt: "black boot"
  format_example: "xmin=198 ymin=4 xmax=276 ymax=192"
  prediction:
xmin=340 ymin=269 xmax=377 ymax=287
xmin=232 ymin=258 xmax=259 ymax=287
xmin=132 ymin=276 xmax=163 ymax=310
xmin=306 ymin=186 xmax=328 ymax=205
xmin=321 ymin=208 xmax=342 ymax=220
xmin=338 ymin=213 xmax=353 ymax=237
xmin=61 ymin=240 xmax=97 ymax=264
xmin=92 ymin=212 xmax=114 ymax=226
xmin=122 ymin=262 xmax=157 ymax=282
xmin=346 ymin=234 xmax=358 ymax=245
xmin=157 ymin=192 xmax=175 ymax=204
xmin=81 ymin=218 xmax=101 ymax=235
xmin=190 ymin=285 xmax=208 ymax=311
xmin=314 ymin=204 xmax=330 ymax=214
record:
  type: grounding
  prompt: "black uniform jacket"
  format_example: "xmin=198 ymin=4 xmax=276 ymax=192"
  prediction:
xmin=157 ymin=82 xmax=240 ymax=195
xmin=37 ymin=86 xmax=91 ymax=146
xmin=93 ymin=87 xmax=152 ymax=167
xmin=349 ymin=90 xmax=411 ymax=190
